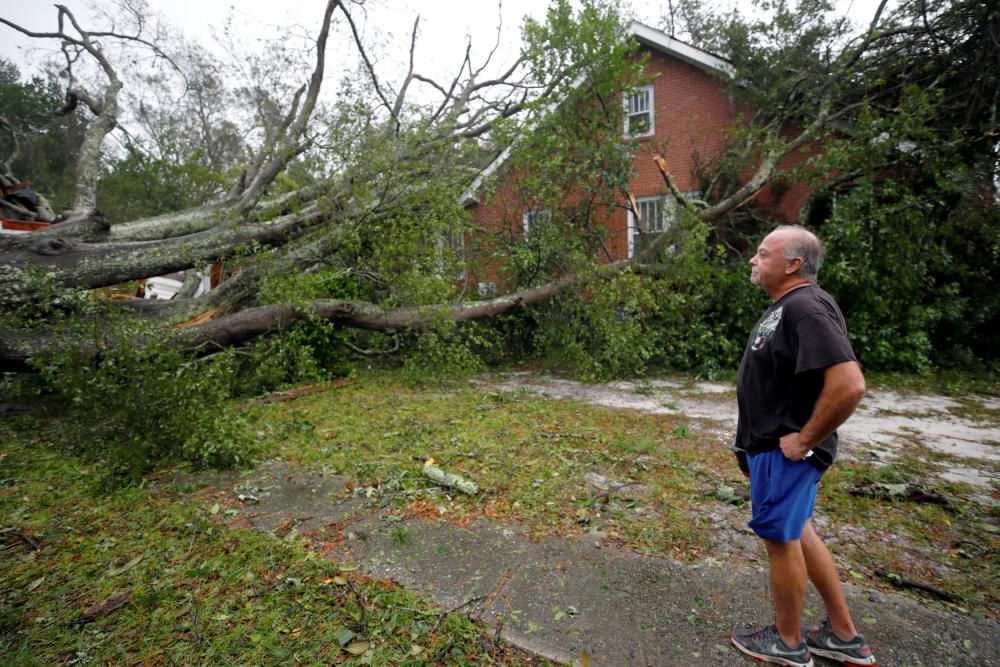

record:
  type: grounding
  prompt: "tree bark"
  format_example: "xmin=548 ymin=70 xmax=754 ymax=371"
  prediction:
xmin=0 ymin=206 xmax=325 ymax=307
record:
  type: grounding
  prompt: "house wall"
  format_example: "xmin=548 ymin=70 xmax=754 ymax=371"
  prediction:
xmin=465 ymin=42 xmax=819 ymax=290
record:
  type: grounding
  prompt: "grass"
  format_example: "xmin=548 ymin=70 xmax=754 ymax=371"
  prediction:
xmin=243 ymin=369 xmax=999 ymax=615
xmin=812 ymin=450 xmax=999 ymax=613
xmin=3 ymin=366 xmax=997 ymax=666
xmin=0 ymin=413 xmax=549 ymax=666
xmin=248 ymin=371 xmax=730 ymax=558
xmin=867 ymin=369 xmax=999 ymax=398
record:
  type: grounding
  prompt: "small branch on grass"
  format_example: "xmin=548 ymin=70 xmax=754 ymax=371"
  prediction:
xmin=70 ymin=589 xmax=135 ymax=626
xmin=435 ymin=639 xmax=457 ymax=662
xmin=875 ymin=569 xmax=959 ymax=603
xmin=850 ymin=481 xmax=949 ymax=505
xmin=422 ymin=460 xmax=478 ymax=495
xmin=189 ymin=602 xmax=203 ymax=644
xmin=2 ymin=528 xmax=41 ymax=551
xmin=344 ymin=575 xmax=370 ymax=634
xmin=345 ymin=333 xmax=400 ymax=356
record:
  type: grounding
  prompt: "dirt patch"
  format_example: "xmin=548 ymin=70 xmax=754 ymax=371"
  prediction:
xmin=477 ymin=373 xmax=1000 ymax=499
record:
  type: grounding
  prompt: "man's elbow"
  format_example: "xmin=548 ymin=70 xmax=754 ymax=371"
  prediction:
xmin=848 ymin=376 xmax=866 ymax=404
xmin=846 ymin=366 xmax=866 ymax=404
xmin=830 ymin=361 xmax=866 ymax=405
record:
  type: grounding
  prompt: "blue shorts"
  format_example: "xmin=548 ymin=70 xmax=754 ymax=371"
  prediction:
xmin=747 ymin=449 xmax=824 ymax=543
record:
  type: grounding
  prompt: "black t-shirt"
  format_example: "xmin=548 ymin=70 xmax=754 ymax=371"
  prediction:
xmin=735 ymin=284 xmax=857 ymax=471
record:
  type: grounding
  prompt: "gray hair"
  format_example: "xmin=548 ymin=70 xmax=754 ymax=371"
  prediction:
xmin=775 ymin=224 xmax=824 ymax=282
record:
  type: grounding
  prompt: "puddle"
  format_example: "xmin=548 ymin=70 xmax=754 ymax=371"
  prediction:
xmin=479 ymin=373 xmax=1000 ymax=494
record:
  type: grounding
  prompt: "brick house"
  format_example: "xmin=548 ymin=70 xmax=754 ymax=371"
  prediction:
xmin=462 ymin=21 xmax=818 ymax=294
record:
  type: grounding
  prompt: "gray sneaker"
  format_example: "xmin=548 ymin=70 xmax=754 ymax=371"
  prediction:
xmin=731 ymin=624 xmax=814 ymax=667
xmin=805 ymin=618 xmax=877 ymax=665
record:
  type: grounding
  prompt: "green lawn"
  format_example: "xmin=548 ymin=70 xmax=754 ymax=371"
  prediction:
xmin=2 ymin=369 xmax=996 ymax=665
xmin=0 ymin=410 xmax=548 ymax=666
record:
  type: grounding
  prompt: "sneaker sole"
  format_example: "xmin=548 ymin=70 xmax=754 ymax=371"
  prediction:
xmin=808 ymin=645 xmax=877 ymax=666
xmin=731 ymin=633 xmax=815 ymax=667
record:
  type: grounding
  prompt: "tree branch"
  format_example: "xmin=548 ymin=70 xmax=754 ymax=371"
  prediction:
xmin=237 ymin=0 xmax=338 ymax=206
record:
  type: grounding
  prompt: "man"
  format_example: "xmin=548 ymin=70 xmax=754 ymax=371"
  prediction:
xmin=729 ymin=225 xmax=877 ymax=667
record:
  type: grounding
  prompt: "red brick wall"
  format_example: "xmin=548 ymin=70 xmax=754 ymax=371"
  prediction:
xmin=466 ymin=44 xmax=820 ymax=285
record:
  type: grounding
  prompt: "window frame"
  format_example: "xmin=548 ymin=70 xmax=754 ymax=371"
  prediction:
xmin=522 ymin=208 xmax=551 ymax=240
xmin=624 ymin=85 xmax=655 ymax=138
xmin=626 ymin=192 xmax=701 ymax=259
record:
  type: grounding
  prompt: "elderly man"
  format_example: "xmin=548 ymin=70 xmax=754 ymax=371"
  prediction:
xmin=729 ymin=225 xmax=877 ymax=667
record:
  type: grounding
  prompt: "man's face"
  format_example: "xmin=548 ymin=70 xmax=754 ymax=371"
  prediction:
xmin=749 ymin=231 xmax=796 ymax=294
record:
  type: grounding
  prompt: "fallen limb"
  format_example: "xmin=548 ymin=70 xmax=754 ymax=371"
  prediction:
xmin=850 ymin=481 xmax=949 ymax=505
xmin=77 ymin=589 xmax=136 ymax=625
xmin=1 ymin=528 xmax=41 ymax=551
xmin=875 ymin=569 xmax=958 ymax=603
xmin=422 ymin=459 xmax=478 ymax=495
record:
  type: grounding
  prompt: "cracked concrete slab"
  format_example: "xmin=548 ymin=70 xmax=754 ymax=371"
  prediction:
xmin=480 ymin=374 xmax=1000 ymax=494
xmin=173 ymin=459 xmax=1000 ymax=666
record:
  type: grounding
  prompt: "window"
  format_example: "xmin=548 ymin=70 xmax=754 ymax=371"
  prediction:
xmin=522 ymin=209 xmax=551 ymax=239
xmin=625 ymin=85 xmax=654 ymax=137
xmin=629 ymin=195 xmax=670 ymax=258
xmin=431 ymin=225 xmax=465 ymax=280
xmin=627 ymin=192 xmax=701 ymax=258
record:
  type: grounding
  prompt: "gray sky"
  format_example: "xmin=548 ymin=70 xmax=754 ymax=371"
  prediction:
xmin=3 ymin=1 xmax=547 ymax=78
xmin=2 ymin=0 xmax=892 ymax=82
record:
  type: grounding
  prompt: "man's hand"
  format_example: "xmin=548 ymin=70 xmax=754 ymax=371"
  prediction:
xmin=794 ymin=361 xmax=866 ymax=457
xmin=779 ymin=432 xmax=812 ymax=461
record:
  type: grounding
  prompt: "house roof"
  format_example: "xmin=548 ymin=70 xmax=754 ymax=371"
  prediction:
xmin=627 ymin=21 xmax=733 ymax=77
xmin=461 ymin=22 xmax=734 ymax=205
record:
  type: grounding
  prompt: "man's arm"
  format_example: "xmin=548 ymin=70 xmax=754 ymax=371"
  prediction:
xmin=780 ymin=361 xmax=866 ymax=461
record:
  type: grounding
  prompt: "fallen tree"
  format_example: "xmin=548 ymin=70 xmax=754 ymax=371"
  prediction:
xmin=1 ymin=0 xmax=994 ymax=373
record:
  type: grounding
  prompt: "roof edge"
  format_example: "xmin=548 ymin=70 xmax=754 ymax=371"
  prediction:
xmin=627 ymin=21 xmax=733 ymax=77
xmin=461 ymin=22 xmax=734 ymax=208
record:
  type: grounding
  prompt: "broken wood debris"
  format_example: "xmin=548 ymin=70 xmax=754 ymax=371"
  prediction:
xmin=850 ymin=480 xmax=948 ymax=505
xmin=875 ymin=569 xmax=958 ymax=603
xmin=422 ymin=459 xmax=478 ymax=495
xmin=1 ymin=528 xmax=41 ymax=551
xmin=77 ymin=589 xmax=135 ymax=625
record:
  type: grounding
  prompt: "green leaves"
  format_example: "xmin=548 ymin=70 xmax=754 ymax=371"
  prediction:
xmin=26 ymin=298 xmax=257 ymax=483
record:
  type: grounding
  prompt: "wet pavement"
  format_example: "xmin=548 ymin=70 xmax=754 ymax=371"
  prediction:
xmin=175 ymin=457 xmax=999 ymax=667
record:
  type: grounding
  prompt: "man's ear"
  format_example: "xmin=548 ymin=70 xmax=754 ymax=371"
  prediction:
xmin=785 ymin=257 xmax=803 ymax=274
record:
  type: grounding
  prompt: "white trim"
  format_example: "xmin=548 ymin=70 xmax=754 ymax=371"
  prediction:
xmin=628 ymin=193 xmax=702 ymax=258
xmin=624 ymin=85 xmax=655 ymax=137
xmin=627 ymin=195 xmax=670 ymax=258
xmin=627 ymin=21 xmax=733 ymax=77
xmin=522 ymin=208 xmax=550 ymax=239
xmin=627 ymin=208 xmax=637 ymax=258
xmin=461 ymin=22 xmax=734 ymax=207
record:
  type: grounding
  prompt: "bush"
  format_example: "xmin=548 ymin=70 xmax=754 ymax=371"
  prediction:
xmin=25 ymin=298 xmax=255 ymax=486
xmin=401 ymin=321 xmax=497 ymax=385
xmin=227 ymin=321 xmax=352 ymax=398
xmin=526 ymin=272 xmax=659 ymax=380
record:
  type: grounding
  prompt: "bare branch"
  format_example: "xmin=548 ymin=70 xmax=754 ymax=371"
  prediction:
xmin=237 ymin=0 xmax=339 ymax=206
xmin=337 ymin=0 xmax=394 ymax=117
xmin=389 ymin=17 xmax=421 ymax=126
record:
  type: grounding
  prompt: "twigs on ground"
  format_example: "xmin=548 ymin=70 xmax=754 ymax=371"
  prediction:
xmin=2 ymin=528 xmax=41 ymax=551
xmin=875 ymin=569 xmax=959 ymax=602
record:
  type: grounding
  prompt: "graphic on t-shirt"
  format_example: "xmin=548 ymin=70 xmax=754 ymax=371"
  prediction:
xmin=751 ymin=306 xmax=783 ymax=351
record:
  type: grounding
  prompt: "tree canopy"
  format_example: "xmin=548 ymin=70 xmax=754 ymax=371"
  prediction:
xmin=1 ymin=0 xmax=995 ymax=378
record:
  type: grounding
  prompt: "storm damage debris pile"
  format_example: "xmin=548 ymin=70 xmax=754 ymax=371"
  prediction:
xmin=0 ymin=175 xmax=55 ymax=231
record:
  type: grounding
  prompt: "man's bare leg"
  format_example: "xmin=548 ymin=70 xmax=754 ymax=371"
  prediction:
xmin=763 ymin=537 xmax=808 ymax=647
xmin=801 ymin=519 xmax=859 ymax=640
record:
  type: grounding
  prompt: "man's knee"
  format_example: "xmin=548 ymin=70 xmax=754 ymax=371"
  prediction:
xmin=763 ymin=536 xmax=803 ymax=560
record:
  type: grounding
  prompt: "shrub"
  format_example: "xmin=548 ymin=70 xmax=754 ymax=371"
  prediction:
xmin=25 ymin=297 xmax=255 ymax=486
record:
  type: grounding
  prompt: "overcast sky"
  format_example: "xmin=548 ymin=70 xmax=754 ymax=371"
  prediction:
xmin=2 ymin=0 xmax=891 ymax=83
